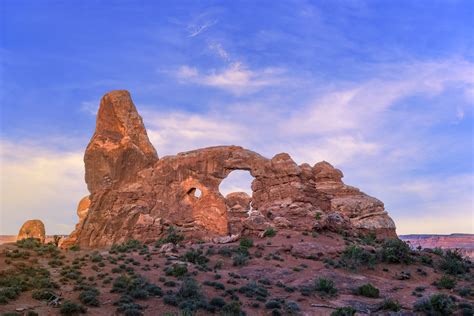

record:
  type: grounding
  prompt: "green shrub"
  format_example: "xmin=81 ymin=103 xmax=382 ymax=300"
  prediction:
xmin=60 ymin=300 xmax=86 ymax=315
xmin=355 ymin=283 xmax=379 ymax=298
xmin=182 ymin=249 xmax=209 ymax=265
xmin=314 ymin=278 xmax=338 ymax=297
xmin=79 ymin=288 xmax=100 ymax=306
xmin=381 ymin=299 xmax=401 ymax=311
xmin=232 ymin=253 xmax=249 ymax=266
xmin=111 ymin=240 xmax=144 ymax=253
xmin=69 ymin=245 xmax=80 ymax=251
xmin=434 ymin=276 xmax=457 ymax=289
xmin=263 ymin=228 xmax=276 ymax=237
xmin=340 ymin=245 xmax=376 ymax=270
xmin=155 ymin=226 xmax=184 ymax=246
xmin=380 ymin=238 xmax=412 ymax=264
xmin=16 ymin=238 xmax=42 ymax=249
xmin=414 ymin=293 xmax=455 ymax=315
xmin=209 ymin=296 xmax=226 ymax=308
xmin=439 ymin=249 xmax=471 ymax=275
xmin=32 ymin=289 xmax=56 ymax=301
xmin=165 ymin=264 xmax=188 ymax=277
xmin=239 ymin=282 xmax=269 ymax=301
xmin=239 ymin=237 xmax=254 ymax=249
xmin=331 ymin=306 xmax=356 ymax=316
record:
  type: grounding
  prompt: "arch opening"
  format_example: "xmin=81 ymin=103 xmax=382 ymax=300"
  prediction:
xmin=219 ymin=170 xmax=254 ymax=197
xmin=187 ymin=187 xmax=202 ymax=199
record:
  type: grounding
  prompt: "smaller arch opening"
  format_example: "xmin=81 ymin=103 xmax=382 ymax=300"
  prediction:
xmin=187 ymin=187 xmax=202 ymax=199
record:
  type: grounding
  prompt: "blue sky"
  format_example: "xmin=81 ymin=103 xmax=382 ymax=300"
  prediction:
xmin=1 ymin=0 xmax=473 ymax=235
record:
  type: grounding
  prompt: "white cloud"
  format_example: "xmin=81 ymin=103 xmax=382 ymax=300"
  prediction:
xmin=175 ymin=62 xmax=286 ymax=95
xmin=0 ymin=139 xmax=88 ymax=235
xmin=187 ymin=19 xmax=217 ymax=37
xmin=208 ymin=42 xmax=230 ymax=61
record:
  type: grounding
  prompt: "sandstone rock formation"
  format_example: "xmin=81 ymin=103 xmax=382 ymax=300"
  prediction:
xmin=60 ymin=196 xmax=91 ymax=248
xmin=63 ymin=90 xmax=397 ymax=248
xmin=17 ymin=219 xmax=46 ymax=244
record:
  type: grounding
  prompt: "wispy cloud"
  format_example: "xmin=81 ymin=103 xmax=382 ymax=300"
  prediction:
xmin=175 ymin=62 xmax=286 ymax=95
xmin=187 ymin=19 xmax=217 ymax=37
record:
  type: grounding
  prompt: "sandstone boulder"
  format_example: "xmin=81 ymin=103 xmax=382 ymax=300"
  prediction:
xmin=17 ymin=219 xmax=45 ymax=244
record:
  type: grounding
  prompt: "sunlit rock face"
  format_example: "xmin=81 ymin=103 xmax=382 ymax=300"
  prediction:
xmin=63 ymin=90 xmax=397 ymax=248
xmin=17 ymin=219 xmax=46 ymax=244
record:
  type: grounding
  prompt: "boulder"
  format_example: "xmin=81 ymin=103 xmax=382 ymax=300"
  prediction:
xmin=17 ymin=219 xmax=45 ymax=244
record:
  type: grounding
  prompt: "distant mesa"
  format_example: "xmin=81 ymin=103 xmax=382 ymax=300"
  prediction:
xmin=62 ymin=90 xmax=397 ymax=248
xmin=17 ymin=219 xmax=46 ymax=244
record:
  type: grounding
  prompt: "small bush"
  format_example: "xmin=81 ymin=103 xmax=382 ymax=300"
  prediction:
xmin=239 ymin=237 xmax=254 ymax=249
xmin=165 ymin=264 xmax=188 ymax=277
xmin=331 ymin=307 xmax=356 ymax=316
xmin=111 ymin=240 xmax=144 ymax=253
xmin=355 ymin=283 xmax=379 ymax=298
xmin=232 ymin=253 xmax=249 ymax=267
xmin=79 ymin=288 xmax=100 ymax=306
xmin=69 ymin=245 xmax=80 ymax=251
xmin=414 ymin=293 xmax=455 ymax=315
xmin=32 ymin=289 xmax=56 ymax=301
xmin=182 ymin=249 xmax=209 ymax=265
xmin=340 ymin=245 xmax=376 ymax=270
xmin=155 ymin=226 xmax=184 ymax=246
xmin=381 ymin=299 xmax=401 ymax=311
xmin=434 ymin=276 xmax=457 ymax=289
xmin=263 ymin=228 xmax=276 ymax=237
xmin=439 ymin=249 xmax=471 ymax=275
xmin=380 ymin=238 xmax=412 ymax=264
xmin=314 ymin=278 xmax=338 ymax=297
xmin=60 ymin=300 xmax=87 ymax=315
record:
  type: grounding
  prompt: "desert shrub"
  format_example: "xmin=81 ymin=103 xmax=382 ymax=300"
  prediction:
xmin=165 ymin=264 xmax=188 ymax=277
xmin=60 ymin=300 xmax=87 ymax=315
xmin=314 ymin=278 xmax=338 ymax=297
xmin=458 ymin=287 xmax=473 ymax=297
xmin=32 ymin=289 xmax=56 ymax=301
xmin=420 ymin=255 xmax=433 ymax=266
xmin=232 ymin=253 xmax=249 ymax=266
xmin=381 ymin=299 xmax=401 ymax=311
xmin=164 ymin=277 xmax=209 ymax=313
xmin=434 ymin=275 xmax=457 ymax=289
xmin=79 ymin=287 xmax=100 ymax=306
xmin=340 ymin=245 xmax=376 ymax=270
xmin=111 ymin=240 xmax=144 ymax=253
xmin=203 ymin=280 xmax=225 ymax=290
xmin=239 ymin=282 xmax=269 ymax=301
xmin=16 ymin=238 xmax=42 ymax=249
xmin=331 ymin=307 xmax=356 ymax=316
xmin=263 ymin=228 xmax=276 ymax=237
xmin=439 ymin=249 xmax=471 ymax=275
xmin=111 ymin=274 xmax=162 ymax=298
xmin=355 ymin=283 xmax=379 ymax=298
xmin=265 ymin=299 xmax=281 ymax=309
xmin=380 ymin=238 xmax=413 ymax=264
xmin=69 ymin=245 xmax=80 ymax=251
xmin=182 ymin=249 xmax=209 ymax=265
xmin=209 ymin=296 xmax=226 ymax=308
xmin=221 ymin=301 xmax=244 ymax=316
xmin=239 ymin=237 xmax=254 ymax=249
xmin=0 ymin=287 xmax=21 ymax=304
xmin=414 ymin=293 xmax=455 ymax=315
xmin=155 ymin=226 xmax=184 ymax=246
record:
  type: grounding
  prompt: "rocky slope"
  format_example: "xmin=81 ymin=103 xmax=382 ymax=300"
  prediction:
xmin=63 ymin=90 xmax=396 ymax=248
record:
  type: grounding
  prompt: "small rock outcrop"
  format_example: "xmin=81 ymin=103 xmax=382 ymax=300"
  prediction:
xmin=63 ymin=90 xmax=397 ymax=248
xmin=17 ymin=219 xmax=46 ymax=244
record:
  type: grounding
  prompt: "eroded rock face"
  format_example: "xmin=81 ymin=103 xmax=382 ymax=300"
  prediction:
xmin=63 ymin=90 xmax=397 ymax=248
xmin=85 ymin=90 xmax=158 ymax=193
xmin=60 ymin=196 xmax=90 ymax=248
xmin=17 ymin=219 xmax=46 ymax=244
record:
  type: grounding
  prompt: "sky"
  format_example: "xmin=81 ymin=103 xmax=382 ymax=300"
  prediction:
xmin=0 ymin=0 xmax=473 ymax=235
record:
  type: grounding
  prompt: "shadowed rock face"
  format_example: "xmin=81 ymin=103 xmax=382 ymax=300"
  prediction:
xmin=17 ymin=219 xmax=46 ymax=244
xmin=64 ymin=90 xmax=397 ymax=248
